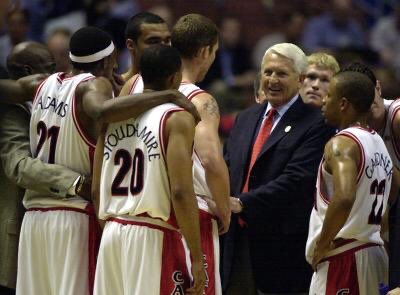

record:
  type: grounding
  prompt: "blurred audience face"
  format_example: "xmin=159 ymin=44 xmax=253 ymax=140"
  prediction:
xmin=220 ymin=17 xmax=241 ymax=49
xmin=285 ymin=13 xmax=305 ymax=43
xmin=300 ymin=64 xmax=336 ymax=108
xmin=261 ymin=53 xmax=301 ymax=108
xmin=148 ymin=5 xmax=174 ymax=28
xmin=7 ymin=9 xmax=28 ymax=45
xmin=332 ymin=0 xmax=352 ymax=26
xmin=47 ymin=29 xmax=71 ymax=72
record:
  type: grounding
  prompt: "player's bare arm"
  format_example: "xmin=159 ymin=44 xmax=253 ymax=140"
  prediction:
xmin=166 ymin=110 xmax=206 ymax=295
xmin=312 ymin=136 xmax=359 ymax=270
xmin=0 ymin=74 xmax=47 ymax=103
xmin=92 ymin=125 xmax=107 ymax=228
xmin=120 ymin=74 xmax=201 ymax=123
xmin=191 ymin=93 xmax=231 ymax=234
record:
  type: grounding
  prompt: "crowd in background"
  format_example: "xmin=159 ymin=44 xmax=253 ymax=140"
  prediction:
xmin=0 ymin=0 xmax=399 ymax=140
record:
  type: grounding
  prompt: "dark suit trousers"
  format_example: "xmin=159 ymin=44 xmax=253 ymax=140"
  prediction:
xmin=225 ymin=228 xmax=257 ymax=295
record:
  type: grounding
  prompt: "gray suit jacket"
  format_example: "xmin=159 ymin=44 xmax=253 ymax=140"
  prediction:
xmin=0 ymin=103 xmax=80 ymax=288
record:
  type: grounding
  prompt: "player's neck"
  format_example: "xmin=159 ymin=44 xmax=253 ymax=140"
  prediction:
xmin=343 ymin=115 xmax=369 ymax=130
xmin=181 ymin=59 xmax=200 ymax=84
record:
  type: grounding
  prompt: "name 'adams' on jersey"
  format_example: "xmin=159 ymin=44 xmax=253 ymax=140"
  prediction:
xmin=28 ymin=72 xmax=95 ymax=209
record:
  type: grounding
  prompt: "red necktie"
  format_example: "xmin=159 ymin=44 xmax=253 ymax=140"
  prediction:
xmin=242 ymin=108 xmax=276 ymax=193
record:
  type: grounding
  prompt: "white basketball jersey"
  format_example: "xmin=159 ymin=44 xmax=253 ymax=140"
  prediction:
xmin=306 ymin=127 xmax=393 ymax=263
xmin=28 ymin=72 xmax=95 ymax=209
xmin=129 ymin=76 xmax=213 ymax=211
xmin=381 ymin=98 xmax=400 ymax=169
xmin=99 ymin=101 xmax=183 ymax=221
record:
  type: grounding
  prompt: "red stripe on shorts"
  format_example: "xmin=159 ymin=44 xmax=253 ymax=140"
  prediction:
xmin=199 ymin=209 xmax=216 ymax=295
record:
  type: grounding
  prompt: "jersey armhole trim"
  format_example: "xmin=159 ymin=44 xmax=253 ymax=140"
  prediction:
xmin=336 ymin=131 xmax=365 ymax=183
xmin=128 ymin=75 xmax=140 ymax=95
xmin=32 ymin=76 xmax=50 ymax=104
xmin=159 ymin=108 xmax=185 ymax=161
xmin=71 ymin=76 xmax=97 ymax=148
xmin=390 ymin=105 xmax=400 ymax=162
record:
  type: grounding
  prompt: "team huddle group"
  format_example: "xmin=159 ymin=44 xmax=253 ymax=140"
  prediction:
xmin=0 ymin=9 xmax=399 ymax=295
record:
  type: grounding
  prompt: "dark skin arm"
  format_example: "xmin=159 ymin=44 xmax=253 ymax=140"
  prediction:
xmin=166 ymin=111 xmax=205 ymax=295
xmin=311 ymin=136 xmax=359 ymax=270
xmin=118 ymin=74 xmax=201 ymax=123
xmin=0 ymin=74 xmax=47 ymax=103
xmin=191 ymin=93 xmax=230 ymax=234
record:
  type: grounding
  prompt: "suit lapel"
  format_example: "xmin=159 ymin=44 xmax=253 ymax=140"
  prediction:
xmin=257 ymin=97 xmax=304 ymax=160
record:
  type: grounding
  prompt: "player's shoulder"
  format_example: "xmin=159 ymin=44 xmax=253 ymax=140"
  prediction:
xmin=166 ymin=109 xmax=196 ymax=130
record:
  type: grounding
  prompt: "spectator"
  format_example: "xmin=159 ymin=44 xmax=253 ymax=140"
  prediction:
xmin=253 ymin=12 xmax=306 ymax=68
xmin=302 ymin=0 xmax=366 ymax=53
xmin=0 ymin=9 xmax=30 ymax=67
xmin=46 ymin=28 xmax=71 ymax=72
xmin=370 ymin=7 xmax=400 ymax=76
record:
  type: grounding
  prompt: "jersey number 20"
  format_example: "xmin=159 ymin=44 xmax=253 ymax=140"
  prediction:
xmin=111 ymin=149 xmax=144 ymax=196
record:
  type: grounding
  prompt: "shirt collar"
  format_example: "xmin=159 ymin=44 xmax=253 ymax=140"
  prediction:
xmin=265 ymin=94 xmax=299 ymax=118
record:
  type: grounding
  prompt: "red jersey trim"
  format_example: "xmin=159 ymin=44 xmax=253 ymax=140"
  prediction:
xmin=107 ymin=217 xmax=177 ymax=233
xmin=27 ymin=206 xmax=90 ymax=215
xmin=128 ymin=75 xmax=141 ymax=95
xmin=159 ymin=108 xmax=184 ymax=161
xmin=187 ymin=89 xmax=206 ymax=101
xmin=320 ymin=242 xmax=380 ymax=263
xmin=336 ymin=131 xmax=365 ymax=183
xmin=71 ymin=76 xmax=97 ymax=148
xmin=32 ymin=76 xmax=50 ymax=104
xmin=318 ymin=159 xmax=331 ymax=206
xmin=390 ymin=104 xmax=400 ymax=162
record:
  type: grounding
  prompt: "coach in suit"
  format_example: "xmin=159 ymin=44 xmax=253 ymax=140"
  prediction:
xmin=222 ymin=43 xmax=336 ymax=294
xmin=0 ymin=42 xmax=87 ymax=294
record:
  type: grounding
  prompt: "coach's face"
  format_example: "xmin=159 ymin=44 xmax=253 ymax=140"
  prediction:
xmin=261 ymin=53 xmax=302 ymax=108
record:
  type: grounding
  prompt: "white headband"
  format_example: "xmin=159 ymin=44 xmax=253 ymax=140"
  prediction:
xmin=69 ymin=41 xmax=115 ymax=63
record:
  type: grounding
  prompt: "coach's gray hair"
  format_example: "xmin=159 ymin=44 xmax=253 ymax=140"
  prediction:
xmin=262 ymin=43 xmax=307 ymax=74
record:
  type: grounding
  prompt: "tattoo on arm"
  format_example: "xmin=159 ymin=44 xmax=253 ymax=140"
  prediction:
xmin=202 ymin=97 xmax=219 ymax=117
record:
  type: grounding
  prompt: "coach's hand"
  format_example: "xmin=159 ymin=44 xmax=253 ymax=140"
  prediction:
xmin=187 ymin=259 xmax=206 ymax=295
xmin=168 ymin=90 xmax=201 ymax=124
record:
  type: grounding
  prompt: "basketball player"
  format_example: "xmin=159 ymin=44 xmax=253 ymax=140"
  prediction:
xmin=306 ymin=71 xmax=399 ymax=294
xmin=122 ymin=12 xmax=171 ymax=81
xmin=341 ymin=64 xmax=400 ymax=294
xmin=94 ymin=44 xmax=205 ymax=295
xmin=299 ymin=52 xmax=340 ymax=108
xmin=0 ymin=26 xmax=199 ymax=295
xmin=119 ymin=14 xmax=230 ymax=294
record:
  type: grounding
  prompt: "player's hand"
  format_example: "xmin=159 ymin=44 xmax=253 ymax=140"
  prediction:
xmin=78 ymin=175 xmax=92 ymax=201
xmin=186 ymin=259 xmax=206 ymax=295
xmin=203 ymin=197 xmax=231 ymax=235
xmin=311 ymin=241 xmax=332 ymax=271
xmin=168 ymin=90 xmax=201 ymax=124
xmin=388 ymin=287 xmax=400 ymax=295
xmin=110 ymin=72 xmax=124 ymax=96
xmin=229 ymin=197 xmax=243 ymax=213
